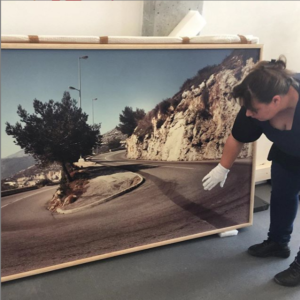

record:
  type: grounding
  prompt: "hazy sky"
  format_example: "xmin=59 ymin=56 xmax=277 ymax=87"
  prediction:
xmin=1 ymin=48 xmax=233 ymax=158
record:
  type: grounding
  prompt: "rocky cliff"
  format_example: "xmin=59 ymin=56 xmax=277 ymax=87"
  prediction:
xmin=102 ymin=127 xmax=127 ymax=144
xmin=126 ymin=50 xmax=258 ymax=161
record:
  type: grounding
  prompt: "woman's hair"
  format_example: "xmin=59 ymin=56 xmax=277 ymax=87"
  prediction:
xmin=232 ymin=55 xmax=298 ymax=111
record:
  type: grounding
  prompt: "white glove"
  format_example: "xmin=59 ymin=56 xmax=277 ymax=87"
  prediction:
xmin=202 ymin=163 xmax=230 ymax=191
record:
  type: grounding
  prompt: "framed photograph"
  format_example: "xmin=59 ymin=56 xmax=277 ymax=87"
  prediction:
xmin=1 ymin=42 xmax=262 ymax=281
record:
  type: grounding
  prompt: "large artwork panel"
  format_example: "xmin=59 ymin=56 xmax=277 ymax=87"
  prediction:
xmin=1 ymin=44 xmax=261 ymax=281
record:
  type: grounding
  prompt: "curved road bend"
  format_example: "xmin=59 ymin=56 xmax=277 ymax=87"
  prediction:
xmin=2 ymin=150 xmax=252 ymax=277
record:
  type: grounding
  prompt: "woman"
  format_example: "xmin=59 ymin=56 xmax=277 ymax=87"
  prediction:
xmin=202 ymin=56 xmax=300 ymax=287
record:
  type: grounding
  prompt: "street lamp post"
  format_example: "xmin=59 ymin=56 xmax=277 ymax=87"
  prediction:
xmin=92 ymin=98 xmax=97 ymax=125
xmin=78 ymin=56 xmax=88 ymax=109
xmin=69 ymin=56 xmax=88 ymax=161
xmin=69 ymin=86 xmax=80 ymax=102
xmin=69 ymin=55 xmax=88 ymax=109
xmin=92 ymin=98 xmax=98 ymax=155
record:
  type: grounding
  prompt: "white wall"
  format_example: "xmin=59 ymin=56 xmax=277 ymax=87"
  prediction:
xmin=202 ymin=1 xmax=300 ymax=71
xmin=202 ymin=1 xmax=300 ymax=181
xmin=1 ymin=1 xmax=143 ymax=36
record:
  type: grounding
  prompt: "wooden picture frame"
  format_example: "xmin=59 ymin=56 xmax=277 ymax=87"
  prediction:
xmin=1 ymin=42 xmax=262 ymax=282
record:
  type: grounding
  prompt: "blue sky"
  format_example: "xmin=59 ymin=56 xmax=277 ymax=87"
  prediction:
xmin=1 ymin=48 xmax=233 ymax=158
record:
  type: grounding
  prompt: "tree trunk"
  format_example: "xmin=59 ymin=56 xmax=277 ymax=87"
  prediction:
xmin=62 ymin=162 xmax=72 ymax=182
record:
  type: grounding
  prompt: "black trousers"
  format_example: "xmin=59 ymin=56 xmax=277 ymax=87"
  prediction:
xmin=268 ymin=161 xmax=300 ymax=262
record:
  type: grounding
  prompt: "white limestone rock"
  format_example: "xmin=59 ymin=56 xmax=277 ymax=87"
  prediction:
xmin=126 ymin=52 xmax=256 ymax=161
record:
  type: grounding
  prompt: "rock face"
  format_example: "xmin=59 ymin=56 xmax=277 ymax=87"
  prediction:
xmin=126 ymin=50 xmax=258 ymax=161
xmin=102 ymin=127 xmax=127 ymax=144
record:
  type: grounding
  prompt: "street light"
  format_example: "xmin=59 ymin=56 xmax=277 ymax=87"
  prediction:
xmin=78 ymin=56 xmax=88 ymax=109
xmin=92 ymin=98 xmax=97 ymax=125
xmin=92 ymin=98 xmax=98 ymax=155
xmin=69 ymin=86 xmax=80 ymax=107
xmin=69 ymin=86 xmax=80 ymax=92
xmin=69 ymin=56 xmax=88 ymax=109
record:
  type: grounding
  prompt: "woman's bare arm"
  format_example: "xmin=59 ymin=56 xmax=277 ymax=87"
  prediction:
xmin=220 ymin=134 xmax=244 ymax=169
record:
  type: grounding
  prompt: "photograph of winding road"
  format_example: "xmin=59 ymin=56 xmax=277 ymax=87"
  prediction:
xmin=1 ymin=46 xmax=260 ymax=281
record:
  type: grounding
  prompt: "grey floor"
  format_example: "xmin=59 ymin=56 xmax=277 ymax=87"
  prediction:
xmin=2 ymin=183 xmax=300 ymax=300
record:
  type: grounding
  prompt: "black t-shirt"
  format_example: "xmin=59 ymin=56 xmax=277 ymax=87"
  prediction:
xmin=232 ymin=87 xmax=300 ymax=170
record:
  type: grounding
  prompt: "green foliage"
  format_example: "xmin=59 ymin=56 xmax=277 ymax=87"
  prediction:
xmin=6 ymin=92 xmax=100 ymax=182
xmin=179 ymin=65 xmax=221 ymax=94
xmin=180 ymin=78 xmax=193 ymax=92
xmin=153 ymin=105 xmax=160 ymax=118
xmin=135 ymin=108 xmax=146 ymax=121
xmin=135 ymin=113 xmax=153 ymax=140
xmin=195 ymin=65 xmax=220 ymax=86
xmin=117 ymin=106 xmax=146 ymax=136
xmin=158 ymin=99 xmax=171 ymax=115
xmin=170 ymin=96 xmax=181 ymax=110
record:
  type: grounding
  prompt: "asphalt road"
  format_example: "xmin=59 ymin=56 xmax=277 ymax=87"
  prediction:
xmin=1 ymin=151 xmax=253 ymax=279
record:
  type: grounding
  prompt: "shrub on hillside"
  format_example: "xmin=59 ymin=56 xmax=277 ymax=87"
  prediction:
xmin=135 ymin=114 xmax=153 ymax=140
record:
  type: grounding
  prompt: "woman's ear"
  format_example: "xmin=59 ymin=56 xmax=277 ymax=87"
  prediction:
xmin=272 ymin=95 xmax=281 ymax=106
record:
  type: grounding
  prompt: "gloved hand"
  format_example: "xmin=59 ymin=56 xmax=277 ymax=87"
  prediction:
xmin=202 ymin=163 xmax=230 ymax=191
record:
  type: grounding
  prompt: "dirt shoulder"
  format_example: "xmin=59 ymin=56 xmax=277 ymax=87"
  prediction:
xmin=50 ymin=161 xmax=144 ymax=214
